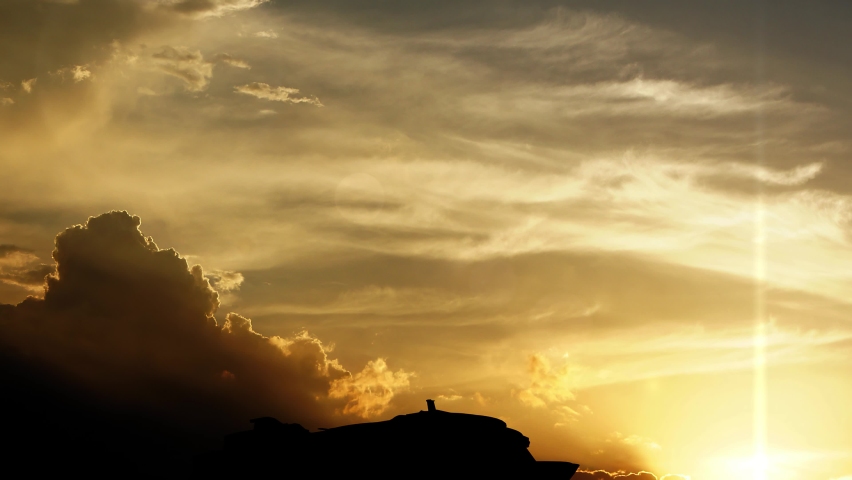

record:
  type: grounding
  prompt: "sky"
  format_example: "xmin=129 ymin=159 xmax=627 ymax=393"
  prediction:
xmin=1 ymin=1 xmax=852 ymax=478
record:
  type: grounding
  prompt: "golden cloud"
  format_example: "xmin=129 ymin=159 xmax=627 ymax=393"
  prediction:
xmin=235 ymin=82 xmax=323 ymax=106
xmin=573 ymin=470 xmax=658 ymax=480
xmin=151 ymin=46 xmax=214 ymax=91
xmin=155 ymin=0 xmax=269 ymax=18
xmin=205 ymin=269 xmax=245 ymax=292
xmin=330 ymin=358 xmax=413 ymax=418
xmin=211 ymin=53 xmax=251 ymax=70
xmin=21 ymin=78 xmax=37 ymax=93
xmin=516 ymin=353 xmax=577 ymax=408
xmin=52 ymin=65 xmax=93 ymax=83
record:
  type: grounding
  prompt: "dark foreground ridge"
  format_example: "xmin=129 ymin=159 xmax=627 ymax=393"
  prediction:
xmin=195 ymin=399 xmax=580 ymax=478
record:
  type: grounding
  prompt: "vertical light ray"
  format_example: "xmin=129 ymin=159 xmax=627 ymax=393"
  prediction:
xmin=753 ymin=197 xmax=767 ymax=480
xmin=753 ymin=2 xmax=768 ymax=479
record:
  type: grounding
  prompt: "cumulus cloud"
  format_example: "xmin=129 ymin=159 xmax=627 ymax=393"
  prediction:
xmin=329 ymin=358 xmax=413 ymax=418
xmin=52 ymin=65 xmax=93 ymax=83
xmin=235 ymin=82 xmax=323 ymax=106
xmin=151 ymin=46 xmax=214 ymax=91
xmin=254 ymin=30 xmax=278 ymax=38
xmin=0 ymin=98 xmax=12 ymax=106
xmin=211 ymin=53 xmax=251 ymax=69
xmin=0 ymin=211 xmax=412 ymax=456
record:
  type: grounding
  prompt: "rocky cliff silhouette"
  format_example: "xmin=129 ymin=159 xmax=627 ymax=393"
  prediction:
xmin=194 ymin=399 xmax=580 ymax=477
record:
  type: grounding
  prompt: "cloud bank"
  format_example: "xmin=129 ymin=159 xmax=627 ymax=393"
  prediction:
xmin=0 ymin=211 xmax=410 ymax=459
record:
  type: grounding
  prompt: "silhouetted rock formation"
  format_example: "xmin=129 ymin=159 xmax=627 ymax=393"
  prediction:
xmin=194 ymin=400 xmax=580 ymax=478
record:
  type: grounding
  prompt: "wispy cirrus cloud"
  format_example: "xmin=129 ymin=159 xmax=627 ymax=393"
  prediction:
xmin=211 ymin=53 xmax=251 ymax=69
xmin=254 ymin=29 xmax=278 ymax=38
xmin=155 ymin=0 xmax=269 ymax=18
xmin=0 ymin=245 xmax=53 ymax=293
xmin=150 ymin=46 xmax=214 ymax=91
xmin=235 ymin=82 xmax=323 ymax=106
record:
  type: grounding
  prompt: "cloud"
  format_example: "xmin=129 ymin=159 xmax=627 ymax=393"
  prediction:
xmin=211 ymin=53 xmax=251 ymax=69
xmin=725 ymin=161 xmax=823 ymax=186
xmin=0 ymin=98 xmax=12 ymax=106
xmin=436 ymin=394 xmax=462 ymax=401
xmin=248 ymin=285 xmax=475 ymax=317
xmin=156 ymin=0 xmax=269 ymax=18
xmin=205 ymin=269 xmax=244 ymax=292
xmin=608 ymin=432 xmax=662 ymax=451
xmin=0 ymin=264 xmax=54 ymax=292
xmin=21 ymin=78 xmax=36 ymax=93
xmin=516 ymin=354 xmax=577 ymax=408
xmin=254 ymin=30 xmax=278 ymax=38
xmin=573 ymin=471 xmax=658 ymax=480
xmin=329 ymin=358 xmax=413 ymax=418
xmin=151 ymin=46 xmax=214 ymax=91
xmin=659 ymin=475 xmax=691 ymax=480
xmin=0 ymin=211 xmax=412 ymax=454
xmin=52 ymin=65 xmax=93 ymax=83
xmin=0 ymin=0 xmax=264 ymax=94
xmin=462 ymin=80 xmax=816 ymax=125
xmin=0 ymin=245 xmax=53 ymax=292
xmin=0 ymin=2 xmax=152 ymax=83
xmin=235 ymin=82 xmax=323 ymax=106
xmin=0 ymin=244 xmax=32 ymax=258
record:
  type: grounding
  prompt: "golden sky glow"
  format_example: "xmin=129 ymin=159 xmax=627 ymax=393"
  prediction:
xmin=2 ymin=1 xmax=852 ymax=478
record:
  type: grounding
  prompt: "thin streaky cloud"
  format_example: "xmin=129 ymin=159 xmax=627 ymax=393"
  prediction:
xmin=235 ymin=82 xmax=323 ymax=106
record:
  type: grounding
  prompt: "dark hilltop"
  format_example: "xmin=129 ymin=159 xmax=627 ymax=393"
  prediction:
xmin=195 ymin=399 xmax=580 ymax=478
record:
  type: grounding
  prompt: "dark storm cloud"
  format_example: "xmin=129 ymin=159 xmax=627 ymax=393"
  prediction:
xmin=0 ymin=211 xmax=386 ymax=455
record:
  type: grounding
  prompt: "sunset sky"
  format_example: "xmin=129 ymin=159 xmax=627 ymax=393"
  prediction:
xmin=2 ymin=1 xmax=852 ymax=479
